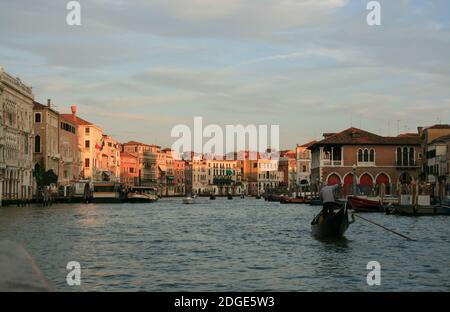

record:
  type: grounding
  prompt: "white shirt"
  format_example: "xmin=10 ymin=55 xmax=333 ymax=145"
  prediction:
xmin=320 ymin=184 xmax=338 ymax=203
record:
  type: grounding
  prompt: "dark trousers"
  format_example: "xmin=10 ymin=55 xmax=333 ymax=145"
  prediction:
xmin=323 ymin=202 xmax=336 ymax=214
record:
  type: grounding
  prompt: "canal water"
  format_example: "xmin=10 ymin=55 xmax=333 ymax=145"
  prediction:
xmin=0 ymin=198 xmax=449 ymax=291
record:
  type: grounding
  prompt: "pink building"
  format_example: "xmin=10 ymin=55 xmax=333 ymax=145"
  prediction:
xmin=120 ymin=151 xmax=139 ymax=186
xmin=59 ymin=113 xmax=81 ymax=184
xmin=173 ymin=159 xmax=186 ymax=195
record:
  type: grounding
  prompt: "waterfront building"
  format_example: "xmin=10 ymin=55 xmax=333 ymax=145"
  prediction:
xmin=122 ymin=141 xmax=151 ymax=185
xmin=246 ymin=158 xmax=281 ymax=196
xmin=296 ymin=141 xmax=315 ymax=190
xmin=60 ymin=106 xmax=103 ymax=180
xmin=33 ymin=100 xmax=60 ymax=182
xmin=173 ymin=159 xmax=186 ymax=196
xmin=309 ymin=127 xmax=422 ymax=195
xmin=59 ymin=113 xmax=81 ymax=184
xmin=279 ymin=150 xmax=297 ymax=191
xmin=97 ymin=134 xmax=121 ymax=181
xmin=120 ymin=151 xmax=139 ymax=186
xmin=206 ymin=159 xmax=244 ymax=195
xmin=142 ymin=144 xmax=170 ymax=195
xmin=0 ymin=66 xmax=34 ymax=205
xmin=161 ymin=148 xmax=175 ymax=196
xmin=419 ymin=125 xmax=450 ymax=197
xmin=190 ymin=156 xmax=208 ymax=195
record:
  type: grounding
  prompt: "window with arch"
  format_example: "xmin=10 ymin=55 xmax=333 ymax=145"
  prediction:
xmin=34 ymin=135 xmax=41 ymax=153
xmin=397 ymin=146 xmax=415 ymax=167
xmin=363 ymin=149 xmax=369 ymax=162
xmin=357 ymin=148 xmax=375 ymax=165
xmin=369 ymin=149 xmax=375 ymax=162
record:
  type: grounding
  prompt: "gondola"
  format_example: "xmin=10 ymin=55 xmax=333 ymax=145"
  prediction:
xmin=311 ymin=203 xmax=353 ymax=238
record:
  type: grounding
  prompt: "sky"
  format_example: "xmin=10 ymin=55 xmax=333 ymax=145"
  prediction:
xmin=1 ymin=0 xmax=449 ymax=149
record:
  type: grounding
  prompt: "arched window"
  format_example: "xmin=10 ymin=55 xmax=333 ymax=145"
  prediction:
xmin=363 ymin=149 xmax=369 ymax=162
xmin=409 ymin=147 xmax=415 ymax=166
xmin=369 ymin=149 xmax=375 ymax=162
xmin=358 ymin=149 xmax=363 ymax=162
xmin=397 ymin=147 xmax=402 ymax=165
xmin=403 ymin=147 xmax=408 ymax=167
xmin=34 ymin=135 xmax=41 ymax=153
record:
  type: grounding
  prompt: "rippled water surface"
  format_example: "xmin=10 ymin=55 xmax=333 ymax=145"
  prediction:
xmin=0 ymin=198 xmax=449 ymax=291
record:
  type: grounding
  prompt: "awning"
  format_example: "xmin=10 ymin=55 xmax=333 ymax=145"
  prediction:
xmin=158 ymin=165 xmax=167 ymax=172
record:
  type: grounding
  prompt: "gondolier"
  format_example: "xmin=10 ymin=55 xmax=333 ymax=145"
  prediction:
xmin=320 ymin=184 xmax=341 ymax=213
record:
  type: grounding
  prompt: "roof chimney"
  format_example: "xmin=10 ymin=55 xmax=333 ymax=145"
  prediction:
xmin=47 ymin=99 xmax=51 ymax=107
xmin=71 ymin=105 xmax=77 ymax=115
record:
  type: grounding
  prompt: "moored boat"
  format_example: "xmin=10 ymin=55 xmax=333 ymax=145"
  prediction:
xmin=280 ymin=197 xmax=310 ymax=204
xmin=394 ymin=205 xmax=447 ymax=216
xmin=348 ymin=195 xmax=384 ymax=212
xmin=265 ymin=194 xmax=287 ymax=202
xmin=311 ymin=203 xmax=353 ymax=238
xmin=127 ymin=186 xmax=158 ymax=203
xmin=92 ymin=182 xmax=126 ymax=203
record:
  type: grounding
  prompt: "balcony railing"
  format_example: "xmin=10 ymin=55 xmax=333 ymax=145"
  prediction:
xmin=320 ymin=159 xmax=342 ymax=167
xmin=396 ymin=161 xmax=417 ymax=168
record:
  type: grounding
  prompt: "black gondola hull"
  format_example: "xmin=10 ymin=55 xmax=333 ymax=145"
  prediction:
xmin=311 ymin=206 xmax=349 ymax=238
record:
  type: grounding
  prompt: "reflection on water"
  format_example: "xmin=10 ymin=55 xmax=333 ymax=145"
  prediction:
xmin=0 ymin=198 xmax=449 ymax=291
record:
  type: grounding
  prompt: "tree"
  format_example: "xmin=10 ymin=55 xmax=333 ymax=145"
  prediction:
xmin=33 ymin=161 xmax=58 ymax=187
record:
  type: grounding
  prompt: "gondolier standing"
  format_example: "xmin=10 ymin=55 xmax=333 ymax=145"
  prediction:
xmin=320 ymin=183 xmax=341 ymax=214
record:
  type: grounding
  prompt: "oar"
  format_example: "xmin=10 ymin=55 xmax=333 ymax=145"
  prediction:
xmin=353 ymin=214 xmax=415 ymax=241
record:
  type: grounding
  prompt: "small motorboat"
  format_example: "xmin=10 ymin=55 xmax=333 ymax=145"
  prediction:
xmin=183 ymin=195 xmax=197 ymax=204
xmin=266 ymin=194 xmax=286 ymax=202
xmin=311 ymin=203 xmax=353 ymax=238
xmin=280 ymin=197 xmax=310 ymax=204
xmin=127 ymin=186 xmax=158 ymax=203
xmin=348 ymin=195 xmax=384 ymax=212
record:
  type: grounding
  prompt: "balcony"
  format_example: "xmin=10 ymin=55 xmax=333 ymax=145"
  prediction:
xmin=396 ymin=161 xmax=417 ymax=169
xmin=320 ymin=159 xmax=342 ymax=167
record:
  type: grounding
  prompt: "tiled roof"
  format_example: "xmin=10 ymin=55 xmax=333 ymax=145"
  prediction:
xmin=280 ymin=150 xmax=295 ymax=158
xmin=299 ymin=140 xmax=317 ymax=148
xmin=426 ymin=124 xmax=450 ymax=130
xmin=123 ymin=140 xmax=151 ymax=146
xmin=309 ymin=127 xmax=422 ymax=148
xmin=429 ymin=134 xmax=450 ymax=144
xmin=60 ymin=113 xmax=92 ymax=126
xmin=120 ymin=151 xmax=138 ymax=158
